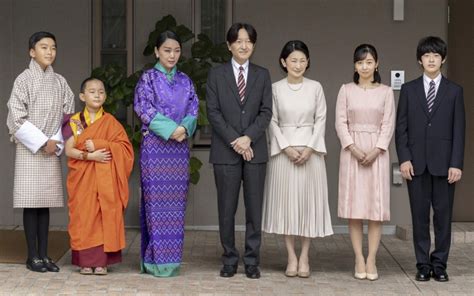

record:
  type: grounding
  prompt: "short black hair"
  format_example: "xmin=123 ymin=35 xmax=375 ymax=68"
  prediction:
xmin=226 ymin=23 xmax=257 ymax=44
xmin=279 ymin=40 xmax=310 ymax=73
xmin=155 ymin=30 xmax=182 ymax=49
xmin=353 ymin=44 xmax=381 ymax=84
xmin=416 ymin=36 xmax=447 ymax=61
xmin=80 ymin=77 xmax=104 ymax=93
xmin=29 ymin=31 xmax=56 ymax=50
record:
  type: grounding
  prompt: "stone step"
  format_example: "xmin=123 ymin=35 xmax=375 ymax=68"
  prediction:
xmin=396 ymin=222 xmax=474 ymax=243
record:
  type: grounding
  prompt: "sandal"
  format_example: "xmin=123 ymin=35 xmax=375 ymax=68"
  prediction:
xmin=79 ymin=267 xmax=93 ymax=275
xmin=94 ymin=266 xmax=107 ymax=275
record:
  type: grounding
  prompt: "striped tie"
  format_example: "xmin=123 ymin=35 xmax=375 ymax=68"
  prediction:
xmin=426 ymin=80 xmax=436 ymax=112
xmin=238 ymin=66 xmax=245 ymax=102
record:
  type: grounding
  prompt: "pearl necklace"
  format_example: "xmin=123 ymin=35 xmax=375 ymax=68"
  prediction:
xmin=286 ymin=79 xmax=304 ymax=91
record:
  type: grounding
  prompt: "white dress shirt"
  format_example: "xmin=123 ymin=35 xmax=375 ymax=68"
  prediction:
xmin=423 ymin=73 xmax=442 ymax=97
xmin=231 ymin=58 xmax=249 ymax=85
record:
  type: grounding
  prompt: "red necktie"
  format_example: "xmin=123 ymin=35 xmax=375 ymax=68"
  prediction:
xmin=237 ymin=66 xmax=245 ymax=102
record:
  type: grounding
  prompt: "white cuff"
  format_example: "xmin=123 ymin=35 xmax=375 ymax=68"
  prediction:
xmin=14 ymin=121 xmax=48 ymax=154
xmin=50 ymin=127 xmax=64 ymax=156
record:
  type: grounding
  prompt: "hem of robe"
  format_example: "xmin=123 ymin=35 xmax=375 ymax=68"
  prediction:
xmin=71 ymin=245 xmax=122 ymax=267
xmin=14 ymin=204 xmax=63 ymax=209
xmin=140 ymin=261 xmax=181 ymax=277
xmin=262 ymin=229 xmax=334 ymax=239
xmin=338 ymin=214 xmax=390 ymax=222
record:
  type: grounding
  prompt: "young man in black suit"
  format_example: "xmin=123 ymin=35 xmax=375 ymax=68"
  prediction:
xmin=395 ymin=36 xmax=465 ymax=282
xmin=206 ymin=23 xmax=272 ymax=279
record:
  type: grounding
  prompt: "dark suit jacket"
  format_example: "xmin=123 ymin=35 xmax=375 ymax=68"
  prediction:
xmin=206 ymin=61 xmax=272 ymax=164
xmin=395 ymin=76 xmax=465 ymax=176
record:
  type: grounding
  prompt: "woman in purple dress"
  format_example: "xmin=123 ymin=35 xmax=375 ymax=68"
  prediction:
xmin=134 ymin=31 xmax=199 ymax=277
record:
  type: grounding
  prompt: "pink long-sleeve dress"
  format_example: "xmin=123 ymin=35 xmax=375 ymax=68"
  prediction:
xmin=335 ymin=83 xmax=395 ymax=221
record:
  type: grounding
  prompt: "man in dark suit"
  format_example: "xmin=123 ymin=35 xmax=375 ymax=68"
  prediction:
xmin=206 ymin=23 xmax=272 ymax=279
xmin=396 ymin=36 xmax=465 ymax=282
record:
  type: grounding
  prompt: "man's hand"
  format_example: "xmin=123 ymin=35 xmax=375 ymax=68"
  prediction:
xmin=348 ymin=144 xmax=366 ymax=162
xmin=360 ymin=148 xmax=383 ymax=166
xmin=231 ymin=135 xmax=251 ymax=154
xmin=242 ymin=147 xmax=254 ymax=161
xmin=400 ymin=160 xmax=414 ymax=180
xmin=294 ymin=147 xmax=313 ymax=165
xmin=43 ymin=140 xmax=61 ymax=155
xmin=448 ymin=167 xmax=462 ymax=184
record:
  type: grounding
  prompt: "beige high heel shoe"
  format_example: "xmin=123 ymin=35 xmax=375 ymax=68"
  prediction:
xmin=366 ymin=259 xmax=378 ymax=281
xmin=297 ymin=261 xmax=311 ymax=278
xmin=366 ymin=265 xmax=378 ymax=280
xmin=366 ymin=272 xmax=379 ymax=281
xmin=354 ymin=270 xmax=367 ymax=280
xmin=354 ymin=259 xmax=366 ymax=280
xmin=285 ymin=261 xmax=298 ymax=277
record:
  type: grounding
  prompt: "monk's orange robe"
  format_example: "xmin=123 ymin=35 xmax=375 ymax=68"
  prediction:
xmin=67 ymin=113 xmax=134 ymax=252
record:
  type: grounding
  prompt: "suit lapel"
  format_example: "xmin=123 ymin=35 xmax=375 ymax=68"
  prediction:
xmin=429 ymin=76 xmax=448 ymax=117
xmin=242 ymin=64 xmax=257 ymax=105
xmin=415 ymin=76 xmax=430 ymax=118
xmin=223 ymin=62 xmax=243 ymax=107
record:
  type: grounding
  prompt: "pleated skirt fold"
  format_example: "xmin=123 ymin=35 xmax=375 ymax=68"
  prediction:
xmin=262 ymin=150 xmax=333 ymax=238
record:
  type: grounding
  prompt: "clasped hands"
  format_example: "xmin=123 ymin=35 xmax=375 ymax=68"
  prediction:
xmin=348 ymin=144 xmax=382 ymax=166
xmin=400 ymin=160 xmax=462 ymax=184
xmin=283 ymin=147 xmax=313 ymax=165
xmin=84 ymin=139 xmax=111 ymax=162
xmin=231 ymin=135 xmax=253 ymax=161
xmin=42 ymin=139 xmax=61 ymax=155
xmin=171 ymin=126 xmax=187 ymax=142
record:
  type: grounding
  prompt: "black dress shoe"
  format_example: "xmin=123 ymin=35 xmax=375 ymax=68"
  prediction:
xmin=220 ymin=265 xmax=237 ymax=277
xmin=415 ymin=269 xmax=431 ymax=281
xmin=433 ymin=270 xmax=449 ymax=282
xmin=42 ymin=257 xmax=60 ymax=272
xmin=245 ymin=265 xmax=261 ymax=279
xmin=26 ymin=257 xmax=47 ymax=273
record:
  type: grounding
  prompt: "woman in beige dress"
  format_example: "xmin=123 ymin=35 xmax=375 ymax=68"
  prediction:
xmin=335 ymin=44 xmax=395 ymax=281
xmin=263 ymin=40 xmax=333 ymax=278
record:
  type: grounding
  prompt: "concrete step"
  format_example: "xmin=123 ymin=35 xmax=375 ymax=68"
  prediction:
xmin=396 ymin=222 xmax=474 ymax=244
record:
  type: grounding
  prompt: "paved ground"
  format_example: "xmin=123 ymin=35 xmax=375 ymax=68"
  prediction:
xmin=0 ymin=229 xmax=473 ymax=295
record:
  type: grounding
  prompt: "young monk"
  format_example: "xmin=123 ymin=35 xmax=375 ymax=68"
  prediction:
xmin=64 ymin=77 xmax=134 ymax=275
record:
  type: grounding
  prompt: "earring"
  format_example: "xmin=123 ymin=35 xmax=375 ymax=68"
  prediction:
xmin=376 ymin=68 xmax=378 ymax=72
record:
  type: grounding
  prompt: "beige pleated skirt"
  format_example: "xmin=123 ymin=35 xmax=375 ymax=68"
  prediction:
xmin=262 ymin=149 xmax=334 ymax=238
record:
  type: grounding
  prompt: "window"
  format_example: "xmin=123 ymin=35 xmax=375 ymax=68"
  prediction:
xmin=92 ymin=0 xmax=133 ymax=123
xmin=195 ymin=0 xmax=232 ymax=42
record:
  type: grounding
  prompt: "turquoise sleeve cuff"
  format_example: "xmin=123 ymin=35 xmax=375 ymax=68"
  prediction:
xmin=149 ymin=112 xmax=178 ymax=140
xmin=180 ymin=115 xmax=197 ymax=137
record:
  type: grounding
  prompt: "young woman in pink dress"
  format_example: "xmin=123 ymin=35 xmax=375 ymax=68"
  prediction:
xmin=335 ymin=44 xmax=395 ymax=281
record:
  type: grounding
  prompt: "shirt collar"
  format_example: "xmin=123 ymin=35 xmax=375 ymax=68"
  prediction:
xmin=231 ymin=58 xmax=249 ymax=71
xmin=29 ymin=58 xmax=54 ymax=75
xmin=154 ymin=62 xmax=177 ymax=82
xmin=423 ymin=73 xmax=442 ymax=85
